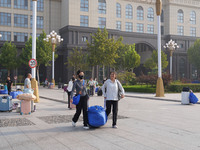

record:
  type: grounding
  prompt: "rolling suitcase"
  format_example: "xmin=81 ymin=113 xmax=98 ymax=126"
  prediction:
xmin=20 ymin=100 xmax=31 ymax=115
xmin=0 ymin=96 xmax=12 ymax=112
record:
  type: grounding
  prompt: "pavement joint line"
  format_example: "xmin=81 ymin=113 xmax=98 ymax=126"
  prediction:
xmin=39 ymin=96 xmax=67 ymax=104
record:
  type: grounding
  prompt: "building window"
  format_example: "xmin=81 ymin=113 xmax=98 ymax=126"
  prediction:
xmin=14 ymin=32 xmax=28 ymax=42
xmin=177 ymin=26 xmax=184 ymax=36
xmin=82 ymin=36 xmax=88 ymax=42
xmin=116 ymin=21 xmax=121 ymax=30
xmin=161 ymin=26 xmax=164 ymax=35
xmin=80 ymin=0 xmax=88 ymax=12
xmin=30 ymin=16 xmax=44 ymax=29
xmin=161 ymin=9 xmax=164 ymax=22
xmin=190 ymin=11 xmax=196 ymax=24
xmin=98 ymin=0 xmax=106 ymax=14
xmin=0 ymin=31 xmax=11 ymax=41
xmin=137 ymin=23 xmax=144 ymax=33
xmin=0 ymin=0 xmax=11 ymax=7
xmin=125 ymin=22 xmax=133 ymax=32
xmin=137 ymin=6 xmax=144 ymax=20
xmin=14 ymin=14 xmax=28 ymax=28
xmin=14 ymin=0 xmax=28 ymax=9
xmin=31 ymin=0 xmax=44 ymax=12
xmin=179 ymin=44 xmax=184 ymax=48
xmin=147 ymin=24 xmax=154 ymax=34
xmin=177 ymin=9 xmax=184 ymax=23
xmin=147 ymin=7 xmax=154 ymax=22
xmin=80 ymin=15 xmax=88 ymax=27
xmin=98 ymin=17 xmax=106 ymax=28
xmin=190 ymin=27 xmax=196 ymax=37
xmin=116 ymin=3 xmax=121 ymax=18
xmin=126 ymin=4 xmax=133 ymax=19
xmin=0 ymin=12 xmax=11 ymax=26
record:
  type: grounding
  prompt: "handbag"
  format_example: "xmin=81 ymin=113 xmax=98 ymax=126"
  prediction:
xmin=117 ymin=80 xmax=122 ymax=100
xmin=189 ymin=92 xmax=198 ymax=104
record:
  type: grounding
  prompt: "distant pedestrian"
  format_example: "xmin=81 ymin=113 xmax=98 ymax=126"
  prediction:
xmin=24 ymin=73 xmax=32 ymax=89
xmin=71 ymin=70 xmax=89 ymax=130
xmin=88 ymin=78 xmax=94 ymax=96
xmin=43 ymin=78 xmax=48 ymax=87
xmin=67 ymin=77 xmax=75 ymax=109
xmin=94 ymin=78 xmax=98 ymax=93
xmin=6 ymin=76 xmax=13 ymax=95
xmin=102 ymin=71 xmax=125 ymax=129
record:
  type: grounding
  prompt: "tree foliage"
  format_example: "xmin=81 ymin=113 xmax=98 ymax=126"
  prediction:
xmin=187 ymin=39 xmax=200 ymax=70
xmin=144 ymin=50 xmax=168 ymax=71
xmin=0 ymin=42 xmax=19 ymax=75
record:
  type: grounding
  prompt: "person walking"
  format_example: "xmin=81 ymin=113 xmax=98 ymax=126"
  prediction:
xmin=6 ymin=76 xmax=13 ymax=95
xmin=71 ymin=70 xmax=89 ymax=130
xmin=102 ymin=71 xmax=125 ymax=129
xmin=94 ymin=78 xmax=98 ymax=94
xmin=88 ymin=78 xmax=94 ymax=96
xmin=24 ymin=73 xmax=32 ymax=89
xmin=67 ymin=77 xmax=75 ymax=109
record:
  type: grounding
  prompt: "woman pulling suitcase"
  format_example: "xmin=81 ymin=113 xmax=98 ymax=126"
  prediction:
xmin=102 ymin=71 xmax=125 ymax=129
xmin=70 ymin=70 xmax=90 ymax=130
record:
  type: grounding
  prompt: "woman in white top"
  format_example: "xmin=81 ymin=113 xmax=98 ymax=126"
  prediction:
xmin=102 ymin=71 xmax=125 ymax=128
xmin=67 ymin=77 xmax=75 ymax=109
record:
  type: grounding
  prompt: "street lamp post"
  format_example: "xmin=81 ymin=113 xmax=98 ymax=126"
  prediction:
xmin=31 ymin=0 xmax=39 ymax=103
xmin=163 ymin=39 xmax=179 ymax=76
xmin=156 ymin=0 xmax=164 ymax=97
xmin=0 ymin=34 xmax=2 ymax=38
xmin=44 ymin=31 xmax=63 ymax=88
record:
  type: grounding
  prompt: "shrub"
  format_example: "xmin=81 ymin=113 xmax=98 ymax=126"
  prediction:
xmin=117 ymin=71 xmax=136 ymax=86
xmin=166 ymin=83 xmax=200 ymax=93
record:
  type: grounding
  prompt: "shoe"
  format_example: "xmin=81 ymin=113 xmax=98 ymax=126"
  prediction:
xmin=83 ymin=126 xmax=89 ymax=130
xmin=72 ymin=121 xmax=76 ymax=127
xmin=112 ymin=125 xmax=118 ymax=129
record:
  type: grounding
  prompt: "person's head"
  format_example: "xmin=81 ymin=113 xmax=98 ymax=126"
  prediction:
xmin=72 ymin=74 xmax=76 ymax=79
xmin=76 ymin=70 xmax=84 ymax=80
xmin=110 ymin=71 xmax=117 ymax=80
xmin=7 ymin=76 xmax=10 ymax=80
xmin=27 ymin=73 xmax=32 ymax=79
xmin=72 ymin=77 xmax=75 ymax=82
xmin=94 ymin=78 xmax=97 ymax=81
xmin=90 ymin=77 xmax=93 ymax=81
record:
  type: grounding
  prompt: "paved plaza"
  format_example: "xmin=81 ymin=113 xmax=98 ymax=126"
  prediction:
xmin=0 ymin=87 xmax=200 ymax=150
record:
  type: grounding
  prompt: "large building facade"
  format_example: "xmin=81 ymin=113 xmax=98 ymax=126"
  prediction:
xmin=0 ymin=0 xmax=200 ymax=83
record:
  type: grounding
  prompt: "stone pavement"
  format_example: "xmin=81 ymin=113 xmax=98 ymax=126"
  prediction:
xmin=0 ymin=87 xmax=200 ymax=150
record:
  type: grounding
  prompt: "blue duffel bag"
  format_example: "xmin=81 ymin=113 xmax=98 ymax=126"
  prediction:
xmin=10 ymin=91 xmax=23 ymax=99
xmin=88 ymin=105 xmax=107 ymax=127
xmin=0 ymin=90 xmax=8 ymax=94
xmin=189 ymin=92 xmax=199 ymax=104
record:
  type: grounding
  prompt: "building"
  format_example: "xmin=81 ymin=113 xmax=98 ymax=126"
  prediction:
xmin=0 ymin=0 xmax=200 ymax=83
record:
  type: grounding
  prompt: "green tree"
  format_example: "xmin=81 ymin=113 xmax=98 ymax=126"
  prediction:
xmin=20 ymin=31 xmax=53 ymax=84
xmin=67 ymin=47 xmax=89 ymax=74
xmin=144 ymin=50 xmax=168 ymax=72
xmin=187 ymin=39 xmax=200 ymax=72
xmin=0 ymin=42 xmax=19 ymax=76
xmin=87 ymin=28 xmax=122 ymax=78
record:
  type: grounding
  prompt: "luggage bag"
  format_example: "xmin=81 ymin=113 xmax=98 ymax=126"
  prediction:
xmin=0 ymin=90 xmax=8 ymax=94
xmin=20 ymin=100 xmax=31 ymax=115
xmin=10 ymin=91 xmax=23 ymax=99
xmin=0 ymin=96 xmax=12 ymax=112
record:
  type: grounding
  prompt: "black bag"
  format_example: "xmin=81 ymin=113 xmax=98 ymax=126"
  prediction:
xmin=182 ymin=87 xmax=190 ymax=92
xmin=97 ymin=89 xmax=102 ymax=96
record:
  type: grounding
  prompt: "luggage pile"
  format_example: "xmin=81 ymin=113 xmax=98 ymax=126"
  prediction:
xmin=181 ymin=87 xmax=199 ymax=105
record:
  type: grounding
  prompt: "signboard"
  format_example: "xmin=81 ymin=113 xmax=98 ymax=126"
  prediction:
xmin=29 ymin=59 xmax=37 ymax=68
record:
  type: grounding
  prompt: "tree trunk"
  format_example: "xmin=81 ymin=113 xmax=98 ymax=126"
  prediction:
xmin=103 ymin=65 xmax=105 ymax=80
xmin=96 ymin=65 xmax=99 ymax=81
xmin=92 ymin=66 xmax=95 ymax=79
xmin=37 ymin=66 xmax=40 ymax=86
xmin=7 ymin=70 xmax=10 ymax=76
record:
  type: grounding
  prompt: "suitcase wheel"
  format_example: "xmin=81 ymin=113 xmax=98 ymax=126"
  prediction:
xmin=20 ymin=112 xmax=23 ymax=115
xmin=29 ymin=112 xmax=31 ymax=115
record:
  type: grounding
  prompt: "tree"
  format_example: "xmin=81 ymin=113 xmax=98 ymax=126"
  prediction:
xmin=144 ymin=50 xmax=168 ymax=72
xmin=67 ymin=47 xmax=89 ymax=74
xmin=187 ymin=39 xmax=200 ymax=73
xmin=87 ymin=28 xmax=122 ymax=78
xmin=0 ymin=42 xmax=19 ymax=76
xmin=114 ymin=44 xmax=140 ymax=72
xmin=20 ymin=31 xmax=53 ymax=84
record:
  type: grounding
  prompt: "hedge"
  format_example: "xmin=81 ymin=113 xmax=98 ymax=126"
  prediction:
xmin=123 ymin=85 xmax=156 ymax=93
xmin=166 ymin=84 xmax=200 ymax=93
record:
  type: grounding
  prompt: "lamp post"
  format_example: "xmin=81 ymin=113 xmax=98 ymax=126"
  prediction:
xmin=31 ymin=0 xmax=39 ymax=103
xmin=44 ymin=31 xmax=63 ymax=88
xmin=155 ymin=0 xmax=164 ymax=97
xmin=163 ymin=39 xmax=179 ymax=76
xmin=0 ymin=34 xmax=2 ymax=38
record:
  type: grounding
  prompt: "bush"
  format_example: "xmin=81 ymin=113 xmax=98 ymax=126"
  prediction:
xmin=117 ymin=71 xmax=136 ymax=86
xmin=166 ymin=83 xmax=200 ymax=93
xmin=123 ymin=85 xmax=156 ymax=93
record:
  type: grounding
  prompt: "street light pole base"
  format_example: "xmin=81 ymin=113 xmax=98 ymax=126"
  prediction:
xmin=156 ymin=77 xmax=165 ymax=97
xmin=31 ymin=78 xmax=40 ymax=103
xmin=52 ymin=79 xmax=55 ymax=88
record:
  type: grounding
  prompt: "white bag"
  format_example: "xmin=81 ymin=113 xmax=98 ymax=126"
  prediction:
xmin=181 ymin=92 xmax=190 ymax=105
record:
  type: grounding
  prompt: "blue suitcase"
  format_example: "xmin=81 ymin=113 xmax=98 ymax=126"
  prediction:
xmin=88 ymin=105 xmax=107 ymax=127
xmin=10 ymin=91 xmax=23 ymax=99
xmin=0 ymin=96 xmax=12 ymax=112
xmin=0 ymin=90 xmax=8 ymax=94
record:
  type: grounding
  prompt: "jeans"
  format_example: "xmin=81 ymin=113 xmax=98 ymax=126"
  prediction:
xmin=67 ymin=91 xmax=71 ymax=108
xmin=106 ymin=100 xmax=118 ymax=126
xmin=72 ymin=95 xmax=88 ymax=126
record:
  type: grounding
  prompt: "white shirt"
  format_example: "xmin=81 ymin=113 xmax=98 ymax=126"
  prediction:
xmin=102 ymin=79 xmax=125 ymax=101
xmin=67 ymin=80 xmax=73 ymax=92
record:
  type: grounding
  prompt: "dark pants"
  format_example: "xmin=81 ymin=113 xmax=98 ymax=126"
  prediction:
xmin=67 ymin=91 xmax=71 ymax=108
xmin=8 ymin=87 xmax=11 ymax=95
xmin=90 ymin=86 xmax=94 ymax=95
xmin=106 ymin=100 xmax=118 ymax=126
xmin=72 ymin=95 xmax=88 ymax=126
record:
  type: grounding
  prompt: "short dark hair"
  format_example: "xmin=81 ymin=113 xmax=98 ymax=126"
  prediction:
xmin=72 ymin=77 xmax=75 ymax=81
xmin=76 ymin=70 xmax=82 ymax=75
xmin=7 ymin=76 xmax=10 ymax=78
xmin=110 ymin=71 xmax=117 ymax=75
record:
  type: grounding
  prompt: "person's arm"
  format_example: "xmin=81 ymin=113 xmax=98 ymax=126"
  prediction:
xmin=70 ymin=82 xmax=76 ymax=101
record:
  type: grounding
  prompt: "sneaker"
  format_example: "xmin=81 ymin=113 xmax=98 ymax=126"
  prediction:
xmin=83 ymin=126 xmax=89 ymax=130
xmin=72 ymin=121 xmax=76 ymax=127
xmin=112 ymin=125 xmax=118 ymax=129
